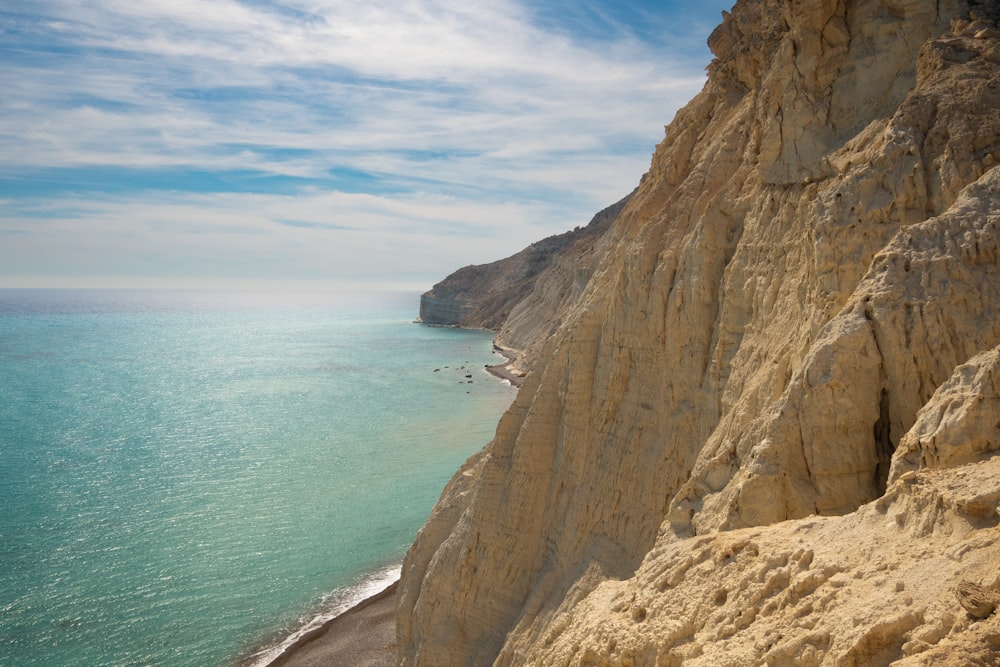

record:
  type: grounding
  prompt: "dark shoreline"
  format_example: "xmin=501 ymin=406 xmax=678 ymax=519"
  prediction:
xmin=254 ymin=332 xmax=518 ymax=667
xmin=258 ymin=580 xmax=399 ymax=667
xmin=485 ymin=344 xmax=525 ymax=388
xmin=414 ymin=320 xmax=524 ymax=389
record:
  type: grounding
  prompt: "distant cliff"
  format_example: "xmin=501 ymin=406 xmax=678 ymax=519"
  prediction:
xmin=401 ymin=1 xmax=1000 ymax=665
xmin=418 ymin=193 xmax=630 ymax=339
xmin=492 ymin=191 xmax=634 ymax=377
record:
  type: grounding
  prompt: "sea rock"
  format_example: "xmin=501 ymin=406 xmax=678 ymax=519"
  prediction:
xmin=398 ymin=0 xmax=1000 ymax=665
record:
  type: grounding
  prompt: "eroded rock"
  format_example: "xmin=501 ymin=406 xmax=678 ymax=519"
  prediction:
xmin=399 ymin=1 xmax=1000 ymax=665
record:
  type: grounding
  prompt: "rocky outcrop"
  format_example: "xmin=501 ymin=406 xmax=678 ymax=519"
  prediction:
xmin=518 ymin=457 xmax=1000 ymax=666
xmin=491 ymin=192 xmax=626 ymax=377
xmin=418 ymin=194 xmax=630 ymax=339
xmin=891 ymin=345 xmax=1000 ymax=480
xmin=399 ymin=1 xmax=1000 ymax=665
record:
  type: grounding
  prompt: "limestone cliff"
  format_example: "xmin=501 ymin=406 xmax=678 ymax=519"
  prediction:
xmin=418 ymin=193 xmax=629 ymax=346
xmin=489 ymin=192 xmax=635 ymax=376
xmin=399 ymin=1 xmax=1000 ymax=665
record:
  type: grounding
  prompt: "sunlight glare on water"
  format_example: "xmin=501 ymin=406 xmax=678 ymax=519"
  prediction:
xmin=0 ymin=289 xmax=516 ymax=667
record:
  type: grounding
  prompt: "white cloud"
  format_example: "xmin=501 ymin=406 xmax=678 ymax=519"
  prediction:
xmin=0 ymin=189 xmax=569 ymax=288
xmin=0 ymin=0 xmax=731 ymax=287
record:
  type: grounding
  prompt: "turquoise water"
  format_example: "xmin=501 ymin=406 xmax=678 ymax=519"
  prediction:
xmin=0 ymin=289 xmax=516 ymax=667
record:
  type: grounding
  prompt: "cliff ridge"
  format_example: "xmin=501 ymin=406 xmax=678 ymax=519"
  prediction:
xmin=418 ymin=194 xmax=629 ymax=335
xmin=400 ymin=1 xmax=1000 ymax=665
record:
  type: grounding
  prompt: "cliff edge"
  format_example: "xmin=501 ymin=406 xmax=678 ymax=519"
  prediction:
xmin=418 ymin=193 xmax=630 ymax=374
xmin=400 ymin=1 xmax=1000 ymax=665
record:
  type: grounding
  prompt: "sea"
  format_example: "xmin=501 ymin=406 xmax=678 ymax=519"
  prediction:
xmin=0 ymin=288 xmax=517 ymax=667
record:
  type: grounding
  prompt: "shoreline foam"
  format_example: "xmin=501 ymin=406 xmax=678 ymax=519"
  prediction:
xmin=257 ymin=580 xmax=398 ymax=667
xmin=485 ymin=344 xmax=524 ymax=388
xmin=243 ymin=566 xmax=400 ymax=667
xmin=248 ymin=335 xmax=517 ymax=667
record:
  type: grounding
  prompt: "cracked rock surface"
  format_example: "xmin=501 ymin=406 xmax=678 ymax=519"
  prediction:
xmin=398 ymin=1 xmax=1000 ymax=665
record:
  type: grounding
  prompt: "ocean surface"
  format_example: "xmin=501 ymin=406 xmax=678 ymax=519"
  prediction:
xmin=0 ymin=289 xmax=517 ymax=667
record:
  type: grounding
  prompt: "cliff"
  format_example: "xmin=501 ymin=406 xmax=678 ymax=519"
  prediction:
xmin=418 ymin=193 xmax=630 ymax=346
xmin=492 ymin=191 xmax=630 ymax=377
xmin=400 ymin=1 xmax=1000 ymax=665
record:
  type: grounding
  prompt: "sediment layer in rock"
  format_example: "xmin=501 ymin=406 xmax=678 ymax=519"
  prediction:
xmin=399 ymin=1 xmax=1000 ymax=665
xmin=418 ymin=193 xmax=630 ymax=367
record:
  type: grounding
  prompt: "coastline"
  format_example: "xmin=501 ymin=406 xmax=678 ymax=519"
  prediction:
xmin=414 ymin=319 xmax=525 ymax=389
xmin=485 ymin=343 xmax=525 ymax=388
xmin=251 ymin=333 xmax=518 ymax=667
xmin=257 ymin=580 xmax=399 ymax=667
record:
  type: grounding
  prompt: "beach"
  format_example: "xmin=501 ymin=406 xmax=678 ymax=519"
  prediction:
xmin=256 ymin=347 xmax=521 ymax=667
xmin=485 ymin=344 xmax=525 ymax=388
xmin=261 ymin=581 xmax=399 ymax=667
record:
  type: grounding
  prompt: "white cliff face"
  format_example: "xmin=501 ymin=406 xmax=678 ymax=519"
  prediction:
xmin=398 ymin=1 xmax=1000 ymax=665
xmin=673 ymin=167 xmax=1000 ymax=535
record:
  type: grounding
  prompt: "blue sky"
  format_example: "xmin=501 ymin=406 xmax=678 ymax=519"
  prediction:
xmin=0 ymin=0 xmax=732 ymax=289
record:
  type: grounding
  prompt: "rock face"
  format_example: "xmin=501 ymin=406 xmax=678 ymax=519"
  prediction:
xmin=399 ymin=1 xmax=1000 ymax=665
xmin=417 ymin=193 xmax=630 ymax=336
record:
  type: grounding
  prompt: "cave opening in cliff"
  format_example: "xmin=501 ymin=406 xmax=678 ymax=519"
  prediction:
xmin=873 ymin=387 xmax=894 ymax=495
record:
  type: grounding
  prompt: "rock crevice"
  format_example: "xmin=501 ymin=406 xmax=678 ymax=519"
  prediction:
xmin=398 ymin=1 xmax=1000 ymax=665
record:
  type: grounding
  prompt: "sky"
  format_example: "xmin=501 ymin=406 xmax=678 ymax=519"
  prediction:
xmin=0 ymin=0 xmax=732 ymax=290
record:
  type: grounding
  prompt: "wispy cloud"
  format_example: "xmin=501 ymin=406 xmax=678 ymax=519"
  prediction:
xmin=0 ymin=0 xmax=731 ymax=287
